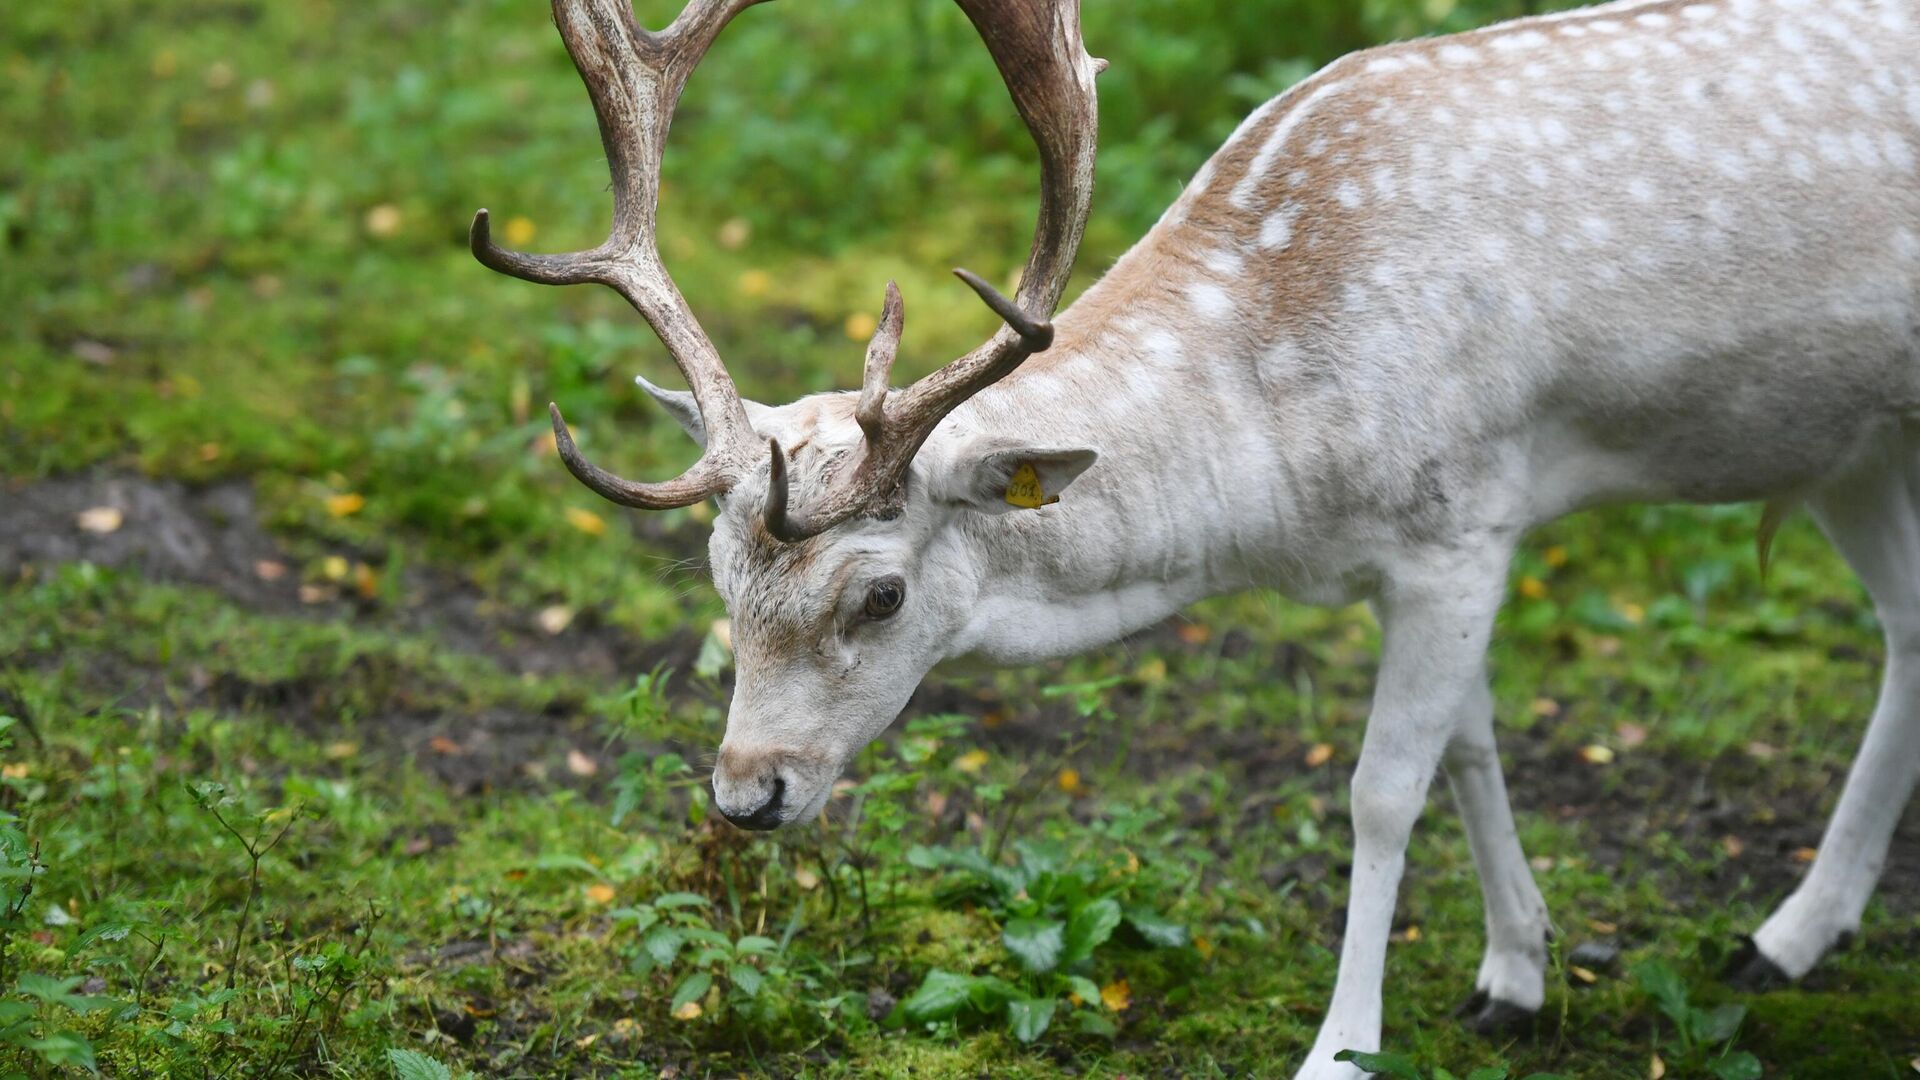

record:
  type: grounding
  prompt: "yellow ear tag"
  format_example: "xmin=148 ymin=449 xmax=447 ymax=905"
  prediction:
xmin=1004 ymin=462 xmax=1058 ymax=509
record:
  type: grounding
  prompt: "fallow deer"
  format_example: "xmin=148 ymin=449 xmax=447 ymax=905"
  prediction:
xmin=472 ymin=0 xmax=1920 ymax=1075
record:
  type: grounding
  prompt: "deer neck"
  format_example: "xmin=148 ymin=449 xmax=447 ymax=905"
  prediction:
xmin=936 ymin=228 xmax=1354 ymax=666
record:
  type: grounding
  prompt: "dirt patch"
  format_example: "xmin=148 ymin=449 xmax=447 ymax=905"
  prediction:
xmin=0 ymin=469 xmax=709 ymax=791
xmin=0 ymin=469 xmax=698 ymax=683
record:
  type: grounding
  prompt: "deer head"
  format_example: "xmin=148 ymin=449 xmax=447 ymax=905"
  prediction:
xmin=473 ymin=0 xmax=1102 ymax=828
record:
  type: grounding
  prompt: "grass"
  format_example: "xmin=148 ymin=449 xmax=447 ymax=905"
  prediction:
xmin=3 ymin=0 xmax=1918 ymax=1077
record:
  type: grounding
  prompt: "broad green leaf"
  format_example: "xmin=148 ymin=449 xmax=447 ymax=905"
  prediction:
xmin=1632 ymin=958 xmax=1690 ymax=1025
xmin=14 ymin=974 xmax=83 ymax=1006
xmin=1695 ymin=1002 xmax=1747 ymax=1045
xmin=653 ymin=892 xmax=710 ymax=909
xmin=671 ymin=971 xmax=712 ymax=1011
xmin=71 ymin=922 xmax=133 ymax=950
xmin=1465 ymin=1069 xmax=1510 ymax=1080
xmin=903 ymin=969 xmax=975 ymax=1023
xmin=1002 ymin=917 xmax=1066 ymax=974
xmin=1073 ymin=1009 xmax=1117 ymax=1037
xmin=1012 ymin=837 xmax=1067 ymax=876
xmin=1123 ymin=905 xmax=1189 ymax=948
xmin=729 ymin=963 xmax=764 ymax=998
xmin=1334 ymin=1049 xmax=1425 ymax=1080
xmin=643 ymin=926 xmax=685 ymax=968
xmin=1067 ymin=975 xmax=1102 ymax=1006
xmin=732 ymin=935 xmax=777 ymax=955
xmin=1708 ymin=1052 xmax=1762 ymax=1080
xmin=26 ymin=1031 xmax=96 ymax=1070
xmin=1063 ymin=898 xmax=1122 ymax=964
xmin=1007 ymin=997 xmax=1057 ymax=1043
xmin=386 ymin=1048 xmax=453 ymax=1080
xmin=966 ymin=975 xmax=1022 ymax=1011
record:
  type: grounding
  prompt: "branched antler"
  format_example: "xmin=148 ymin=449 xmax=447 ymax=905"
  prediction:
xmin=474 ymin=0 xmax=773 ymax=508
xmin=476 ymin=0 xmax=1101 ymax=534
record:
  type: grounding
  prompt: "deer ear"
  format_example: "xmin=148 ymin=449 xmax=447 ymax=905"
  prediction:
xmin=935 ymin=438 xmax=1098 ymax=516
xmin=635 ymin=374 xmax=772 ymax=448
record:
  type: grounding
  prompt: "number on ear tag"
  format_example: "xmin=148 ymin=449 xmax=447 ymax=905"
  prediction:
xmin=1004 ymin=462 xmax=1059 ymax=509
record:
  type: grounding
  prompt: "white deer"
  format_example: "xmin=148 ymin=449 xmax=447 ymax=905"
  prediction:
xmin=472 ymin=0 xmax=1920 ymax=1074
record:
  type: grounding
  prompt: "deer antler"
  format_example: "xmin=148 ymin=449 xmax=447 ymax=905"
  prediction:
xmin=765 ymin=0 xmax=1102 ymax=541
xmin=477 ymin=0 xmax=1099 ymax=529
xmin=760 ymin=0 xmax=1098 ymax=538
xmin=472 ymin=0 xmax=774 ymax=509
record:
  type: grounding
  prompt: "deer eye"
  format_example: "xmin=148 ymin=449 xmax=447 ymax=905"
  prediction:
xmin=863 ymin=576 xmax=906 ymax=620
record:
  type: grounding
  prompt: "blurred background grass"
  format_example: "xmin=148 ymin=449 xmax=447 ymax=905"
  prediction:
xmin=5 ymin=0 xmax=1579 ymax=632
xmin=4 ymin=1 xmax=1919 ymax=1078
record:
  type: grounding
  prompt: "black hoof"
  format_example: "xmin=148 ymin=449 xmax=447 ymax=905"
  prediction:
xmin=1454 ymin=990 xmax=1538 ymax=1036
xmin=1722 ymin=937 xmax=1792 ymax=992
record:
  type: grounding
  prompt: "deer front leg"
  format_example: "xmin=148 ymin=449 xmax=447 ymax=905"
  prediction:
xmin=1297 ymin=546 xmax=1511 ymax=1080
xmin=1444 ymin=676 xmax=1551 ymax=1031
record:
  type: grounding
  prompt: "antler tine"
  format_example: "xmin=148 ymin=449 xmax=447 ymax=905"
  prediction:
xmin=766 ymin=0 xmax=1101 ymax=541
xmin=551 ymin=404 xmax=725 ymax=509
xmin=474 ymin=0 xmax=772 ymax=510
xmin=856 ymin=282 xmax=906 ymax=445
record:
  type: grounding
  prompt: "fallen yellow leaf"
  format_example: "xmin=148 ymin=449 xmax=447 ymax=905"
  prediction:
xmin=565 ymin=506 xmax=607 ymax=536
xmin=1721 ymin=835 xmax=1745 ymax=858
xmin=1518 ymin=575 xmax=1550 ymax=600
xmin=321 ymin=555 xmax=349 ymax=581
xmin=1649 ymin=1052 xmax=1667 ymax=1080
xmin=566 ymin=749 xmax=599 ymax=777
xmin=324 ymin=741 xmax=358 ymax=760
xmin=1531 ymin=697 xmax=1562 ymax=718
xmin=1792 ymin=846 xmax=1819 ymax=863
xmin=737 ymin=268 xmax=772 ymax=297
xmin=325 ymin=492 xmax=365 ymax=518
xmin=954 ymin=749 xmax=990 ymax=774
xmin=794 ymin=866 xmax=820 ymax=891
xmin=584 ymin=883 xmax=616 ymax=905
xmin=1 ymin=764 xmax=30 ymax=780
xmin=364 ymin=203 xmax=403 ymax=237
xmin=1194 ymin=935 xmax=1214 ymax=960
xmin=672 ymin=1000 xmax=702 ymax=1020
xmin=76 ymin=506 xmax=123 ymax=534
xmin=844 ymin=311 xmax=879 ymax=341
xmin=1176 ymin=622 xmax=1211 ymax=645
xmin=1570 ymin=964 xmax=1598 ymax=984
xmin=1580 ymin=744 xmax=1616 ymax=765
xmin=1304 ymin=743 xmax=1335 ymax=768
xmin=537 ymin=605 xmax=575 ymax=635
xmin=504 ymin=215 xmax=537 ymax=246
xmin=1099 ymin=978 xmax=1130 ymax=1012
xmin=1618 ymin=601 xmax=1645 ymax=624
xmin=1134 ymin=657 xmax=1168 ymax=684
xmin=353 ymin=562 xmax=378 ymax=599
xmin=1401 ymin=925 xmax=1421 ymax=943
xmin=1543 ymin=545 xmax=1569 ymax=568
xmin=1056 ymin=768 xmax=1081 ymax=794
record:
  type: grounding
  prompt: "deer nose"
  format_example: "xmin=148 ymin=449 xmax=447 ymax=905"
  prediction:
xmin=718 ymin=774 xmax=785 ymax=831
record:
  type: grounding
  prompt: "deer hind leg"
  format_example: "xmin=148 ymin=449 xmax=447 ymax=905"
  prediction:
xmin=1444 ymin=674 xmax=1552 ymax=1032
xmin=1730 ymin=439 xmax=1920 ymax=988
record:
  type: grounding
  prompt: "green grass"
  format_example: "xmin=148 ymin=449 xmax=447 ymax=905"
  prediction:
xmin=4 ymin=0 xmax=1918 ymax=1077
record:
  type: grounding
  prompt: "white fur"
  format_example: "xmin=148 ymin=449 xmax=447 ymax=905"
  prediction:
xmin=648 ymin=4 xmax=1920 ymax=1078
